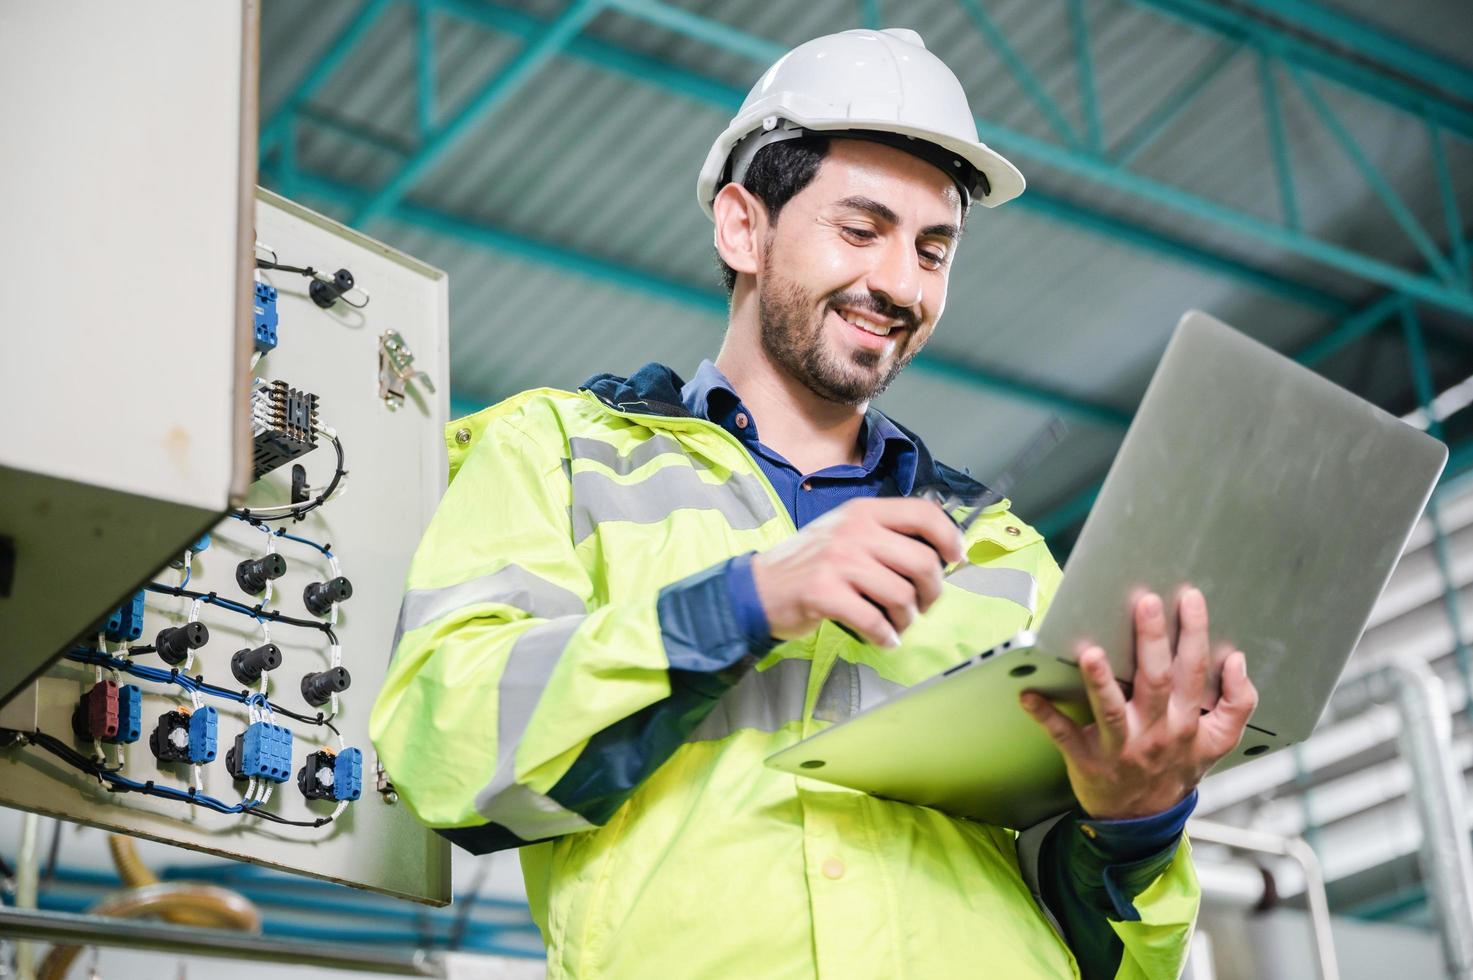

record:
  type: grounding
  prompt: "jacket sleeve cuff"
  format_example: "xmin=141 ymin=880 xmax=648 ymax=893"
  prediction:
xmin=1079 ymin=788 xmax=1197 ymax=862
xmin=723 ymin=552 xmax=777 ymax=655
xmin=1060 ymin=790 xmax=1197 ymax=921
xmin=655 ymin=556 xmax=769 ymax=697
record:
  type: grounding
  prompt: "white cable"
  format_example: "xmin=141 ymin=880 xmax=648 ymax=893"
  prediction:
xmin=188 ymin=598 xmax=203 ymax=624
xmin=261 ymin=784 xmax=273 ymax=806
xmin=262 ymin=528 xmax=276 ymax=606
xmin=250 ymin=350 xmax=263 ymax=370
xmin=330 ymin=799 xmax=349 ymax=821
xmin=244 ymin=778 xmax=258 ymax=805
xmin=180 ymin=549 xmax=192 ymax=588
xmin=191 ymin=765 xmax=203 ymax=793
xmin=329 ymin=642 xmax=342 ymax=717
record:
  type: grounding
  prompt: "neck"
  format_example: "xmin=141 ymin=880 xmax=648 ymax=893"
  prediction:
xmin=714 ymin=283 xmax=868 ymax=473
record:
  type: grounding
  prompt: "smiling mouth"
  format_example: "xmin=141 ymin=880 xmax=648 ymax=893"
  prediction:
xmin=832 ymin=306 xmax=903 ymax=337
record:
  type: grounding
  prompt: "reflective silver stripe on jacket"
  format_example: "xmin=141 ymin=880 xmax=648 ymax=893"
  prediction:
xmin=687 ymin=657 xmax=810 ymax=743
xmin=569 ymin=434 xmax=694 ymax=476
xmin=569 ymin=464 xmax=778 ymax=544
xmin=474 ymin=615 xmax=595 ymax=839
xmin=945 ymin=565 xmax=1038 ymax=614
xmin=390 ymin=564 xmax=586 ymax=655
xmin=813 ymin=660 xmax=908 ymax=724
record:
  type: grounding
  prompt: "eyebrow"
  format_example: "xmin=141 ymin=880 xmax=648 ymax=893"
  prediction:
xmin=833 ymin=195 xmax=960 ymax=243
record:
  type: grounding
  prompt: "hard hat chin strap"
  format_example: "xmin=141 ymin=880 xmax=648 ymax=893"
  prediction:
xmin=722 ymin=117 xmax=987 ymax=208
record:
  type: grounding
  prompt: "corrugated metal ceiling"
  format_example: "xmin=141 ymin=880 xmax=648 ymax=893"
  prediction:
xmin=260 ymin=0 xmax=1473 ymax=527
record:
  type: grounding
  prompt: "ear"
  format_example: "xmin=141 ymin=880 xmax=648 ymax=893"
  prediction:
xmin=712 ymin=182 xmax=766 ymax=280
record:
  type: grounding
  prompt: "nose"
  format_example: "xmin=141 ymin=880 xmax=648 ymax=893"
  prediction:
xmin=865 ymin=236 xmax=923 ymax=315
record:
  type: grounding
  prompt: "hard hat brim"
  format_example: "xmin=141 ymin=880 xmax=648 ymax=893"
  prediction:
xmin=697 ymin=113 xmax=1026 ymax=221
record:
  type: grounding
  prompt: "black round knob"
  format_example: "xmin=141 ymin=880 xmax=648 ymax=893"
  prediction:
xmin=231 ymin=643 xmax=282 ymax=685
xmin=156 ymin=622 xmax=209 ymax=665
xmin=303 ymin=576 xmax=353 ymax=616
xmin=236 ymin=554 xmax=288 ymax=595
xmin=301 ymin=666 xmax=351 ymax=707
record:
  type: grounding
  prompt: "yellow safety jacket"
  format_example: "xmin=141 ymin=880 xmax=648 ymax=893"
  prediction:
xmin=371 ymin=364 xmax=1200 ymax=979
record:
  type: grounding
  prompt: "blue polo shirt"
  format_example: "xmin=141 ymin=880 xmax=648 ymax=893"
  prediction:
xmin=675 ymin=358 xmax=1194 ymax=863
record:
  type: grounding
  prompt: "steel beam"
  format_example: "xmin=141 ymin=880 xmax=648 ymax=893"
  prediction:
xmin=258 ymin=0 xmax=394 ymax=160
xmin=1228 ymin=0 xmax=1473 ymax=103
xmin=349 ymin=0 xmax=605 ymax=228
xmin=590 ymin=0 xmax=1473 ymax=317
xmin=1128 ymin=0 xmax=1473 ymax=141
xmin=1112 ymin=43 xmax=1236 ymax=166
xmin=1430 ymin=121 xmax=1471 ymax=289
xmin=957 ymin=0 xmax=1083 ymax=150
xmin=1256 ymin=50 xmax=1299 ymax=231
xmin=417 ymin=3 xmax=438 ymax=136
xmin=1285 ymin=62 xmax=1460 ymax=286
xmin=407 ymin=0 xmax=1363 ymax=316
xmin=1067 ymin=0 xmax=1103 ymax=152
xmin=275 ymin=166 xmax=1131 ymax=427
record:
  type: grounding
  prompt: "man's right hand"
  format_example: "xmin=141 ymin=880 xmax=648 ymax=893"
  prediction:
xmin=750 ymin=498 xmax=964 ymax=649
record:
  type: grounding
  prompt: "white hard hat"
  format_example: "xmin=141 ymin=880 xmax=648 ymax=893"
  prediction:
xmin=696 ymin=27 xmax=1025 ymax=220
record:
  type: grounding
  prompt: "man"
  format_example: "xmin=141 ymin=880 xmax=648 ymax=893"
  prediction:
xmin=371 ymin=27 xmax=1258 ymax=979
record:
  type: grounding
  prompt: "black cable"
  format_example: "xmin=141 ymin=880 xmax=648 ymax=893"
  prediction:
xmin=141 ymin=582 xmax=337 ymax=639
xmin=234 ymin=433 xmax=346 ymax=524
xmin=271 ymin=705 xmax=340 ymax=737
xmin=255 ymin=258 xmax=317 ymax=277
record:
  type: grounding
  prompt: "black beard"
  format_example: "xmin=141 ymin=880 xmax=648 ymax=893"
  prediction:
xmin=756 ymin=254 xmax=920 ymax=407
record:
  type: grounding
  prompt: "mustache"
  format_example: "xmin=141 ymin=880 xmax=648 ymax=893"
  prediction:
xmin=825 ymin=292 xmax=919 ymax=330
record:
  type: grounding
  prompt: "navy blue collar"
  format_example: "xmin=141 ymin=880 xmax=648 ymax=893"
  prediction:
xmin=680 ymin=360 xmax=918 ymax=493
xmin=580 ymin=362 xmax=993 ymax=504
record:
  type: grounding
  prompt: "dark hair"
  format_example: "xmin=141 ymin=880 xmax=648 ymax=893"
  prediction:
xmin=715 ymin=135 xmax=831 ymax=295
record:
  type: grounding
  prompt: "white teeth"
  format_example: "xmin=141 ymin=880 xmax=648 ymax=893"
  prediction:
xmin=836 ymin=310 xmax=892 ymax=336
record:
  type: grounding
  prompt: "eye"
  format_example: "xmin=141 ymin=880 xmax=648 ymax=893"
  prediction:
xmin=841 ymin=226 xmax=876 ymax=242
xmin=919 ymin=250 xmax=947 ymax=269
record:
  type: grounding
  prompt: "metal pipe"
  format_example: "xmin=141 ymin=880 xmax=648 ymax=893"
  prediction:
xmin=0 ymin=907 xmax=445 ymax=978
xmin=1387 ymin=656 xmax=1473 ymax=979
xmin=14 ymin=812 xmax=41 ymax=980
xmin=1188 ymin=819 xmax=1340 ymax=980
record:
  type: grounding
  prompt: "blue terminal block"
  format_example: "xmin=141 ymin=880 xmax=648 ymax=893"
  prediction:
xmin=333 ymin=747 xmax=363 ymax=802
xmin=104 ymin=591 xmax=146 ymax=643
xmin=105 ymin=684 xmax=143 ymax=744
xmin=253 ymin=280 xmax=279 ymax=354
xmin=188 ymin=706 xmax=218 ymax=764
xmin=229 ymin=721 xmax=292 ymax=783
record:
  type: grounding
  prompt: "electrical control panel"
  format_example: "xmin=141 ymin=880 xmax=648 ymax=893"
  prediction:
xmin=0 ymin=189 xmax=452 ymax=904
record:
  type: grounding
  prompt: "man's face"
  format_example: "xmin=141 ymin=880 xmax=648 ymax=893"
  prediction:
xmin=757 ymin=139 xmax=962 ymax=406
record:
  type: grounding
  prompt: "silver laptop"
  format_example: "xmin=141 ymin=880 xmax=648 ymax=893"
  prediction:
xmin=765 ymin=311 xmax=1447 ymax=829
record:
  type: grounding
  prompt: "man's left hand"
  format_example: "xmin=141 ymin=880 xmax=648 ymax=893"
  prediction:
xmin=1020 ymin=587 xmax=1259 ymax=820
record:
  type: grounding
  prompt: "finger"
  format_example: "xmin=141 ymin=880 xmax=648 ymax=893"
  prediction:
xmin=1078 ymin=647 xmax=1129 ymax=749
xmin=867 ymin=530 xmax=947 ymax=611
xmin=1131 ymin=592 xmax=1172 ymax=719
xmin=1021 ymin=692 xmax=1087 ymax=760
xmin=1171 ymin=587 xmax=1210 ymax=717
xmin=826 ymin=589 xmax=902 ymax=649
xmin=1200 ymin=650 xmax=1259 ymax=755
xmin=866 ymin=498 xmax=965 ymax=565
xmin=846 ymin=560 xmax=919 ymax=634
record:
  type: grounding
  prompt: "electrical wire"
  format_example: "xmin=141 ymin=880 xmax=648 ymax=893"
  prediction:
xmin=233 ymin=429 xmax=346 ymax=523
xmin=226 ymin=513 xmax=334 ymax=558
xmin=0 ymin=727 xmax=334 ymax=827
xmin=140 ymin=582 xmax=338 ymax=642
